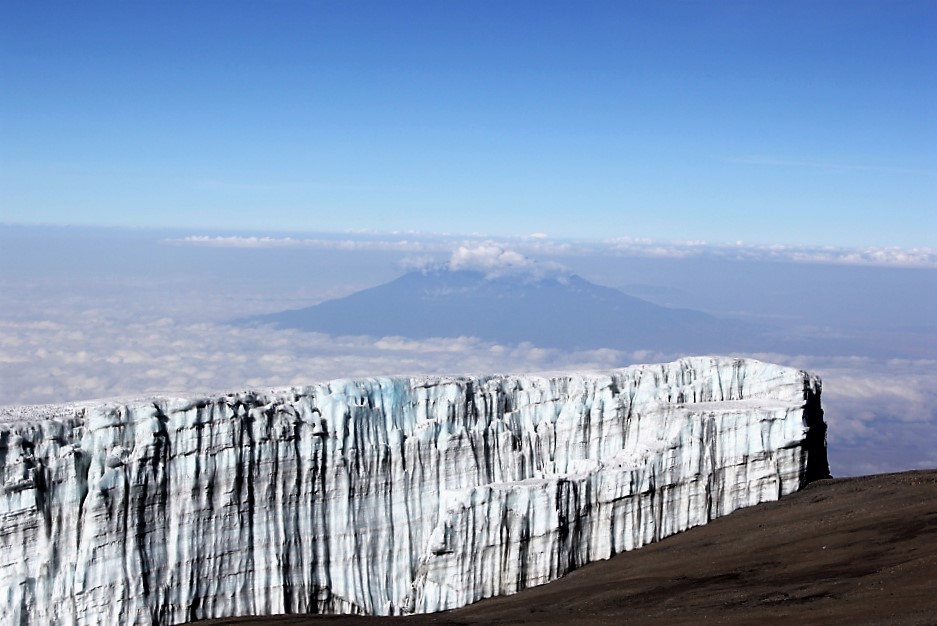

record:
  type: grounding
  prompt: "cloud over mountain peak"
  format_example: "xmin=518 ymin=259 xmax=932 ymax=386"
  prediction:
xmin=446 ymin=243 xmax=568 ymax=281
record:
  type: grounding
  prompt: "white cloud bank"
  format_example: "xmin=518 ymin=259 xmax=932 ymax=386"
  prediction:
xmin=604 ymin=238 xmax=937 ymax=268
xmin=0 ymin=316 xmax=641 ymax=407
xmin=168 ymin=234 xmax=937 ymax=269
xmin=171 ymin=235 xmax=437 ymax=252
xmin=446 ymin=244 xmax=568 ymax=280
xmin=2 ymin=312 xmax=935 ymax=477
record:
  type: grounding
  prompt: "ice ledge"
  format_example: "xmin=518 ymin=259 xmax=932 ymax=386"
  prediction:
xmin=0 ymin=356 xmax=827 ymax=625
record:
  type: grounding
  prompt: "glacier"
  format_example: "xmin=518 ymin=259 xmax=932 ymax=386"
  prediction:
xmin=0 ymin=356 xmax=828 ymax=625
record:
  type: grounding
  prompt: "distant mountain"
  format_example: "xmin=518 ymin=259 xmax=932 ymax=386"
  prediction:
xmin=239 ymin=269 xmax=757 ymax=354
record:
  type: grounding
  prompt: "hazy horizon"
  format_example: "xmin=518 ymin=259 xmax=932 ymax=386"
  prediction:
xmin=2 ymin=224 xmax=935 ymax=479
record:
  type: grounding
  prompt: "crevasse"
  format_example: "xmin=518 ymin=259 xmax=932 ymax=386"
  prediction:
xmin=0 ymin=356 xmax=827 ymax=625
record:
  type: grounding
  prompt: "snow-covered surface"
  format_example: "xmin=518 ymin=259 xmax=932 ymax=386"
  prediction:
xmin=0 ymin=357 xmax=825 ymax=625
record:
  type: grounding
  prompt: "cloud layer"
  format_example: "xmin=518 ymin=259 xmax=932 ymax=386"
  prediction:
xmin=2 ymin=309 xmax=935 ymax=477
xmin=446 ymin=244 xmax=569 ymax=280
xmin=4 ymin=226 xmax=935 ymax=477
xmin=0 ymin=316 xmax=639 ymax=406
xmin=169 ymin=233 xmax=937 ymax=269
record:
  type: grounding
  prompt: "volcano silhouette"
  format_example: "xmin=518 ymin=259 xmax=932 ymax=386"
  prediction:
xmin=240 ymin=269 xmax=757 ymax=354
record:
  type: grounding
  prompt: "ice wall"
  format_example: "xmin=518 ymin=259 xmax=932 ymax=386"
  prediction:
xmin=0 ymin=357 xmax=827 ymax=625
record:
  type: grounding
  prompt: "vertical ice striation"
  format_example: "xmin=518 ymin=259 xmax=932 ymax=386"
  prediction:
xmin=0 ymin=357 xmax=827 ymax=625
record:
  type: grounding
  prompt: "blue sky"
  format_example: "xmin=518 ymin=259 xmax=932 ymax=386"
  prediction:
xmin=1 ymin=1 xmax=934 ymax=246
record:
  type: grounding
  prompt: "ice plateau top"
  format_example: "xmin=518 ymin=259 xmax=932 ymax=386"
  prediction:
xmin=0 ymin=357 xmax=828 ymax=626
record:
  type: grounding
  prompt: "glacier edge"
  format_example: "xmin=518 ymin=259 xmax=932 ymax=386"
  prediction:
xmin=0 ymin=356 xmax=827 ymax=625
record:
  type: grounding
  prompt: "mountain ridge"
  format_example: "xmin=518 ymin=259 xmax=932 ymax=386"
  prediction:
xmin=240 ymin=269 xmax=751 ymax=353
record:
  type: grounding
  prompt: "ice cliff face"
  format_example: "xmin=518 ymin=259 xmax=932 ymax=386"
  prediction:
xmin=0 ymin=357 xmax=827 ymax=625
